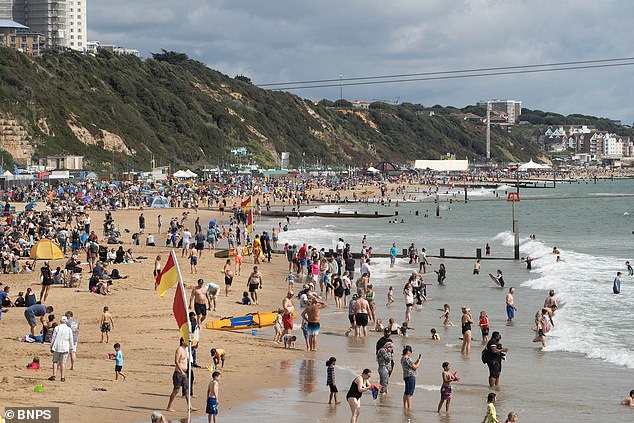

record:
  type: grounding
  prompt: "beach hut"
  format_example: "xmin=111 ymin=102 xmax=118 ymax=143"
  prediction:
xmin=150 ymin=195 xmax=170 ymax=208
xmin=30 ymin=239 xmax=64 ymax=260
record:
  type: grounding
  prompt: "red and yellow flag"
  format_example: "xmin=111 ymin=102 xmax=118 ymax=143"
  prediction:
xmin=173 ymin=280 xmax=190 ymax=342
xmin=155 ymin=250 xmax=179 ymax=298
xmin=241 ymin=196 xmax=253 ymax=234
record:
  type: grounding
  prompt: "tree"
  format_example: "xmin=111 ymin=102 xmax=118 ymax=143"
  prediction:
xmin=334 ymin=99 xmax=352 ymax=108
xmin=234 ymin=75 xmax=252 ymax=84
xmin=150 ymin=49 xmax=189 ymax=64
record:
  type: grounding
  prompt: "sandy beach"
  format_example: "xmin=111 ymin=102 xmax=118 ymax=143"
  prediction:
xmin=0 ymin=206 xmax=300 ymax=422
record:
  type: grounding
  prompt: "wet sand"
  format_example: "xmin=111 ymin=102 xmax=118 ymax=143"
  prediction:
xmin=218 ymin=258 xmax=634 ymax=423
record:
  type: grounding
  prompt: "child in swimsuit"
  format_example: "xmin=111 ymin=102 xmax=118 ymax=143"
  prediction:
xmin=386 ymin=286 xmax=394 ymax=306
xmin=479 ymin=311 xmax=490 ymax=343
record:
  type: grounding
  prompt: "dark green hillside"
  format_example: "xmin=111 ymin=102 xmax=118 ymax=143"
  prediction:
xmin=0 ymin=48 xmax=549 ymax=170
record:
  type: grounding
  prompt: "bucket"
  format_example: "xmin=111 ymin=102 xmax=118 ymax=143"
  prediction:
xmin=251 ymin=329 xmax=258 ymax=336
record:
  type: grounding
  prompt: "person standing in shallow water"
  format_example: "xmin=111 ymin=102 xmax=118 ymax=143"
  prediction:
xmin=346 ymin=368 xmax=372 ymax=423
xmin=613 ymin=271 xmax=622 ymax=294
xmin=401 ymin=345 xmax=421 ymax=409
xmin=506 ymin=287 xmax=516 ymax=322
xmin=460 ymin=307 xmax=473 ymax=355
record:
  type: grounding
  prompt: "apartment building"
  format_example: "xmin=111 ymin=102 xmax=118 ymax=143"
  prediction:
xmin=476 ymin=99 xmax=523 ymax=124
xmin=65 ymin=0 xmax=86 ymax=50
xmin=9 ymin=0 xmax=86 ymax=50
xmin=0 ymin=18 xmax=46 ymax=56
xmin=0 ymin=0 xmax=13 ymax=19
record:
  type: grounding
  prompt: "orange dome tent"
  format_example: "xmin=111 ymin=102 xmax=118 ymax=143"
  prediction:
xmin=30 ymin=239 xmax=64 ymax=260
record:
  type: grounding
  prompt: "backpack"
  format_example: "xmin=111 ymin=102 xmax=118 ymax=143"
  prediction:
xmin=481 ymin=348 xmax=489 ymax=364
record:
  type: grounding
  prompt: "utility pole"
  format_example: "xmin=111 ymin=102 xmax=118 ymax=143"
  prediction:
xmin=486 ymin=101 xmax=491 ymax=161
xmin=339 ymin=74 xmax=343 ymax=100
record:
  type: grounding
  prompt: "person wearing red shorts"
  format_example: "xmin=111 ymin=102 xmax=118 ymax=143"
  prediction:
xmin=282 ymin=291 xmax=295 ymax=336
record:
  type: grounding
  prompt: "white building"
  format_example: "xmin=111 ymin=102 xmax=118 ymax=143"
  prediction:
xmin=65 ymin=0 xmax=86 ymax=51
xmin=602 ymin=133 xmax=622 ymax=157
xmin=10 ymin=0 xmax=86 ymax=50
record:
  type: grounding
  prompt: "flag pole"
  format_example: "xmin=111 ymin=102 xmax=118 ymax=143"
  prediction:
xmin=172 ymin=249 xmax=192 ymax=423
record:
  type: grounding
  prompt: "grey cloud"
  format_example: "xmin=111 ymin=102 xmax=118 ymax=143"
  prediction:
xmin=88 ymin=0 xmax=634 ymax=121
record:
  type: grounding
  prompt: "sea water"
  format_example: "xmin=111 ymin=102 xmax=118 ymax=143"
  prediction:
xmin=219 ymin=179 xmax=634 ymax=422
xmin=279 ymin=179 xmax=634 ymax=370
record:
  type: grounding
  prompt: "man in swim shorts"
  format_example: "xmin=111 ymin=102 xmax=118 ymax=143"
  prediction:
xmin=282 ymin=291 xmax=295 ymax=336
xmin=353 ymin=295 xmax=370 ymax=337
xmin=505 ymin=288 xmax=516 ymax=322
xmin=301 ymin=297 xmax=327 ymax=351
xmin=189 ymin=279 xmax=209 ymax=326
xmin=223 ymin=259 xmax=233 ymax=297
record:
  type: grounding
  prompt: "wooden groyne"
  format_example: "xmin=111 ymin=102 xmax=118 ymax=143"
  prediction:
xmin=260 ymin=210 xmax=393 ymax=218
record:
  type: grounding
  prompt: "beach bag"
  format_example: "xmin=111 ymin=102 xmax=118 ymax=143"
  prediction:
xmin=481 ymin=348 xmax=489 ymax=364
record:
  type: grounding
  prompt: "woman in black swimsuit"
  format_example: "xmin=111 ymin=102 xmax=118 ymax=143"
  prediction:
xmin=346 ymin=368 xmax=372 ymax=423
xmin=460 ymin=306 xmax=473 ymax=355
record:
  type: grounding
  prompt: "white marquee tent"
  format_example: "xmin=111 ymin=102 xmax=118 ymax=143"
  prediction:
xmin=173 ymin=169 xmax=198 ymax=178
xmin=517 ymin=160 xmax=550 ymax=172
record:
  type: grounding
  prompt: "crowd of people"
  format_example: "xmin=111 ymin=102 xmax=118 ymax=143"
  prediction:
xmin=0 ymin=175 xmax=631 ymax=423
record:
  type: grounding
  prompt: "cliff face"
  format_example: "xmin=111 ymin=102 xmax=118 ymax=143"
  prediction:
xmin=0 ymin=49 xmax=540 ymax=170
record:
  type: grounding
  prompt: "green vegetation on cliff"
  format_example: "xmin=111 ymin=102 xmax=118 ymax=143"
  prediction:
xmin=0 ymin=48 xmax=576 ymax=170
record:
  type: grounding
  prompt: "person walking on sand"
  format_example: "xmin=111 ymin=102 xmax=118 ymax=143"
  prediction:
xmin=437 ymin=361 xmax=458 ymax=414
xmin=346 ymin=369 xmax=372 ymax=423
xmin=301 ymin=297 xmax=327 ymax=351
xmin=223 ymin=259 xmax=234 ymax=297
xmin=100 ymin=306 xmax=114 ymax=343
xmin=506 ymin=288 xmax=517 ymax=322
xmin=247 ymin=266 xmax=263 ymax=305
xmin=65 ymin=311 xmax=79 ymax=370
xmin=49 ymin=315 xmax=73 ymax=382
xmin=190 ymin=279 xmax=209 ymax=326
xmin=166 ymin=338 xmax=197 ymax=412
xmin=112 ymin=342 xmax=127 ymax=381
xmin=189 ymin=249 xmax=198 ymax=274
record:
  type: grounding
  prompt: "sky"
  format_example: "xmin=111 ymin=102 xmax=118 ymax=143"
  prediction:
xmin=89 ymin=0 xmax=634 ymax=123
